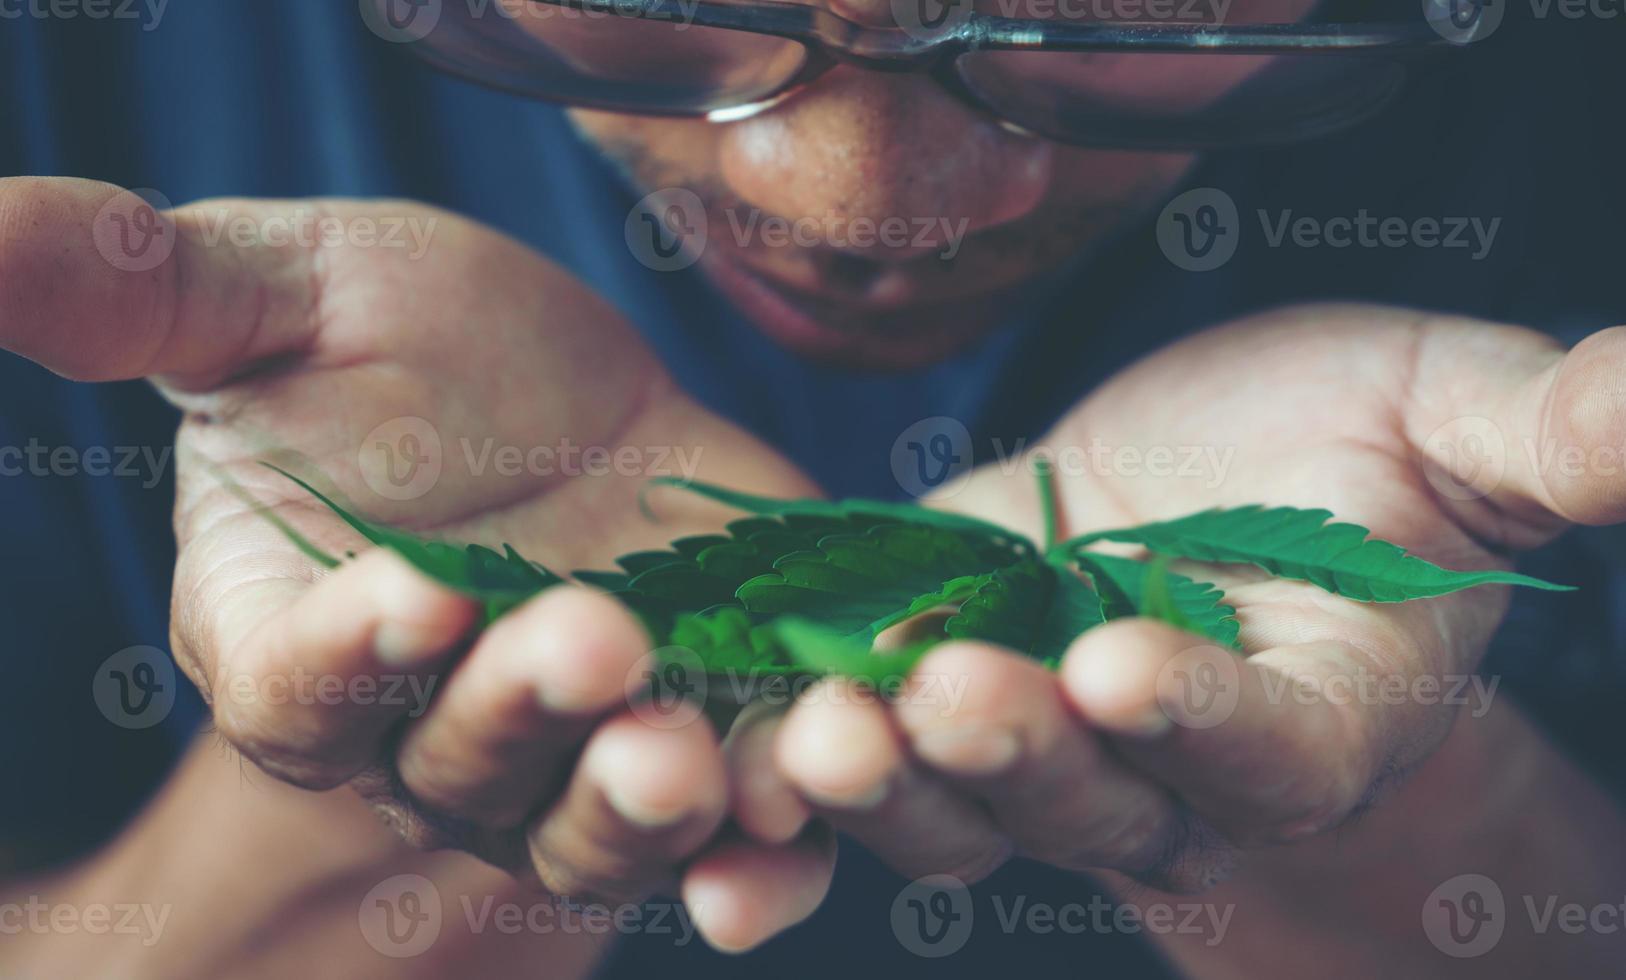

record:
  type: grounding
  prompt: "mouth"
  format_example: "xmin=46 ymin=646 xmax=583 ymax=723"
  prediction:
xmin=701 ymin=246 xmax=1020 ymax=370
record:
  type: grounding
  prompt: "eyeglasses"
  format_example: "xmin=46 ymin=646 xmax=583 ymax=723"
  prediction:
xmin=369 ymin=0 xmax=1496 ymax=149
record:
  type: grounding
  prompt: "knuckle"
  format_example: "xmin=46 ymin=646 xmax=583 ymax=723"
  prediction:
xmin=368 ymin=797 xmax=463 ymax=853
xmin=1139 ymin=819 xmax=1239 ymax=895
xmin=528 ymin=845 xmax=655 ymax=908
xmin=1250 ymin=756 xmax=1369 ymax=845
xmin=397 ymin=758 xmax=536 ymax=832
xmin=1032 ymin=808 xmax=1171 ymax=874
xmin=892 ymin=836 xmax=1013 ymax=886
xmin=211 ymin=701 xmax=337 ymax=789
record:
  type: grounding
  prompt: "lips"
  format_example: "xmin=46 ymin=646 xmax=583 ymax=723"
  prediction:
xmin=700 ymin=248 xmax=1015 ymax=369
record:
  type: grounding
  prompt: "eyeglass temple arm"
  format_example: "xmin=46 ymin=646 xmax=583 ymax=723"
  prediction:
xmin=525 ymin=0 xmax=1458 ymax=61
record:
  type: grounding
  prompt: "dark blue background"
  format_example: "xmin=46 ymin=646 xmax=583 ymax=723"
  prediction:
xmin=2 ymin=2 xmax=1623 ymax=976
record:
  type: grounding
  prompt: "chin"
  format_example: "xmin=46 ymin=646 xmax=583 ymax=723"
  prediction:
xmin=701 ymin=253 xmax=1019 ymax=371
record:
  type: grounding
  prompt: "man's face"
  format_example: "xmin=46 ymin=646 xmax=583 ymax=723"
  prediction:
xmin=552 ymin=0 xmax=1316 ymax=368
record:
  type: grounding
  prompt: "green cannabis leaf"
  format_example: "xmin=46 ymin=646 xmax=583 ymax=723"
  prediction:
xmin=735 ymin=524 xmax=1003 ymax=636
xmin=945 ymin=560 xmax=1102 ymax=667
xmin=1059 ymin=505 xmax=1573 ymax=603
xmin=773 ymin=617 xmax=941 ymax=690
xmin=1074 ymin=552 xmax=1240 ymax=649
xmin=248 ymin=462 xmax=1570 ymax=695
xmin=644 ymin=477 xmax=1036 ymax=556
xmin=262 ymin=465 xmax=564 ymax=622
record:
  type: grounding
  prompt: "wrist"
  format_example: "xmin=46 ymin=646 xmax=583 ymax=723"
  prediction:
xmin=1100 ymin=698 xmax=1626 ymax=980
xmin=2 ymin=738 xmax=613 ymax=980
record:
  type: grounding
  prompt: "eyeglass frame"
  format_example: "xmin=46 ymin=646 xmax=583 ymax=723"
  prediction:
xmin=392 ymin=0 xmax=1492 ymax=149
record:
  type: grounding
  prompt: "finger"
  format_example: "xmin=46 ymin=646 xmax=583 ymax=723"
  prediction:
xmin=1062 ymin=619 xmax=1383 ymax=846
xmin=395 ymin=587 xmax=650 ymax=828
xmin=774 ymin=678 xmax=1010 ymax=883
xmin=681 ymin=829 xmax=837 ymax=954
xmin=527 ymin=712 xmax=727 ymax=905
xmin=0 ymin=176 xmax=321 ymax=389
xmin=1406 ymin=317 xmax=1626 ymax=532
xmin=208 ymin=549 xmax=478 ymax=789
xmin=724 ymin=700 xmax=811 ymax=845
xmin=893 ymin=642 xmax=1197 ymax=882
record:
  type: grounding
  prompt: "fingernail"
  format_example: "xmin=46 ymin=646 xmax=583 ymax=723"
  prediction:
xmin=801 ymin=777 xmax=889 ymax=812
xmin=911 ymin=726 xmax=1022 ymax=776
xmin=1117 ymin=706 xmax=1174 ymax=739
xmin=374 ymin=620 xmax=447 ymax=666
xmin=536 ymin=677 xmax=605 ymax=715
xmin=603 ymin=782 xmax=692 ymax=830
xmin=740 ymin=773 xmax=811 ymax=844
xmin=1065 ymin=654 xmax=1174 ymax=738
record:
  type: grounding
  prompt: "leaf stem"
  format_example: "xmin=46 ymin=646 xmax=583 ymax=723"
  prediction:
xmin=1034 ymin=455 xmax=1059 ymax=552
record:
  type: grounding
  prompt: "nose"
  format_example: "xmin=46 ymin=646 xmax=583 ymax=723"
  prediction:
xmin=716 ymin=68 xmax=1054 ymax=261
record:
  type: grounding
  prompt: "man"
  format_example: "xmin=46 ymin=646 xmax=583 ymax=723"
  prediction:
xmin=1 ymin=1 xmax=1622 ymax=977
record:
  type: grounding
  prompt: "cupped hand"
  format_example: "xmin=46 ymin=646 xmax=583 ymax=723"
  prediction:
xmin=739 ymin=303 xmax=1625 ymax=895
xmin=0 ymin=177 xmax=833 ymax=952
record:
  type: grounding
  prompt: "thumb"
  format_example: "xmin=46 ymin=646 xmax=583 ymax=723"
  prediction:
xmin=1406 ymin=316 xmax=1626 ymax=533
xmin=0 ymin=176 xmax=319 ymax=391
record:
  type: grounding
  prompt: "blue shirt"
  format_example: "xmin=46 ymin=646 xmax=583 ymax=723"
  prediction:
xmin=3 ymin=3 xmax=1623 ymax=976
